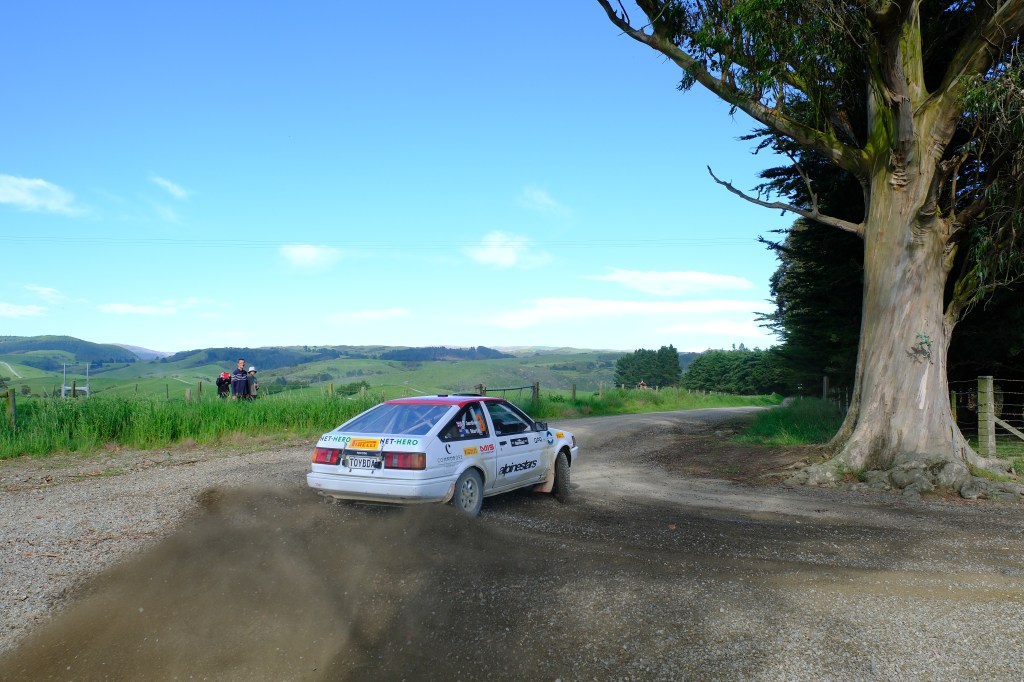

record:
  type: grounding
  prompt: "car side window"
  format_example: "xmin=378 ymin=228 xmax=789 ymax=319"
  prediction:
xmin=439 ymin=403 xmax=490 ymax=441
xmin=485 ymin=402 xmax=532 ymax=436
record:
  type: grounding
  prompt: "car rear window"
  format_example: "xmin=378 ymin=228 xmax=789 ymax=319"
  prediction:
xmin=339 ymin=403 xmax=452 ymax=436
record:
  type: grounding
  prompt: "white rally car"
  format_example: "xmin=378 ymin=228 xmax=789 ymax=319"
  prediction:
xmin=307 ymin=395 xmax=579 ymax=516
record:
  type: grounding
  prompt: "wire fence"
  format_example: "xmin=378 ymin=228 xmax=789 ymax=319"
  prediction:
xmin=950 ymin=377 xmax=1024 ymax=457
xmin=821 ymin=376 xmax=1024 ymax=458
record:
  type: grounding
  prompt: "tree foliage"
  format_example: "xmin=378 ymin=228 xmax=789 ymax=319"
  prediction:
xmin=682 ymin=348 xmax=785 ymax=394
xmin=614 ymin=345 xmax=683 ymax=387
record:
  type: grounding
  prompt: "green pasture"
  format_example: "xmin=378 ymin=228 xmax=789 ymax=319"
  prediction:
xmin=3 ymin=350 xmax=622 ymax=402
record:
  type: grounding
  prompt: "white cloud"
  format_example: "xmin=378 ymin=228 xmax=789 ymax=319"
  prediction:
xmin=0 ymin=302 xmax=46 ymax=317
xmin=519 ymin=186 xmax=570 ymax=217
xmin=586 ymin=269 xmax=754 ymax=296
xmin=0 ymin=174 xmax=81 ymax=215
xmin=25 ymin=285 xmax=66 ymax=304
xmin=150 ymin=176 xmax=189 ymax=200
xmin=99 ymin=303 xmax=176 ymax=315
xmin=659 ymin=320 xmax=770 ymax=336
xmin=464 ymin=231 xmax=553 ymax=269
xmin=280 ymin=244 xmax=342 ymax=268
xmin=484 ymin=297 xmax=771 ymax=329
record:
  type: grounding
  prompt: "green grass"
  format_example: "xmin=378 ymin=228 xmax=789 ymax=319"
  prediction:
xmin=735 ymin=397 xmax=844 ymax=447
xmin=0 ymin=393 xmax=378 ymax=459
xmin=0 ymin=387 xmax=781 ymax=459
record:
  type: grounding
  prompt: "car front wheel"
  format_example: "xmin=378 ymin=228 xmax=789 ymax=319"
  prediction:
xmin=451 ymin=468 xmax=483 ymax=517
xmin=552 ymin=450 xmax=570 ymax=503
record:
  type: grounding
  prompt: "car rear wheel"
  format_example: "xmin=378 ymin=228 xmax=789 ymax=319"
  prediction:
xmin=452 ymin=469 xmax=483 ymax=517
xmin=553 ymin=450 xmax=570 ymax=503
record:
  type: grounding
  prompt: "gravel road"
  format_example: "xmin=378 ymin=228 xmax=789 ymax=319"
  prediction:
xmin=2 ymin=408 xmax=1024 ymax=680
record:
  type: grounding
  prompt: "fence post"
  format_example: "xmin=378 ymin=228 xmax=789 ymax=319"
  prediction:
xmin=475 ymin=383 xmax=485 ymax=396
xmin=72 ymin=380 xmax=77 ymax=398
xmin=532 ymin=381 xmax=539 ymax=403
xmin=977 ymin=375 xmax=996 ymax=457
xmin=185 ymin=388 xmax=193 ymax=403
xmin=328 ymin=383 xmax=334 ymax=397
xmin=571 ymin=383 xmax=576 ymax=401
xmin=598 ymin=382 xmax=603 ymax=399
xmin=4 ymin=388 xmax=14 ymax=431
xmin=949 ymin=390 xmax=957 ymax=422
xmin=198 ymin=382 xmax=203 ymax=399
xmin=822 ymin=375 xmax=829 ymax=401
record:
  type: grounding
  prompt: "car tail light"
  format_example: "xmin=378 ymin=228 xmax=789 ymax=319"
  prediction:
xmin=382 ymin=451 xmax=426 ymax=470
xmin=313 ymin=447 xmax=341 ymax=465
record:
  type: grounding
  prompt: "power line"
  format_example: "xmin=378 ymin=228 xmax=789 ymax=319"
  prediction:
xmin=0 ymin=234 xmax=760 ymax=250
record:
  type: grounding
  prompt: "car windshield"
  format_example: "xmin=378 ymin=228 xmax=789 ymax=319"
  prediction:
xmin=338 ymin=403 xmax=452 ymax=436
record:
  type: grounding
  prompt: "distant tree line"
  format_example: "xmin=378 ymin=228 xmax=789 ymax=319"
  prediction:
xmin=378 ymin=346 xmax=511 ymax=362
xmin=164 ymin=346 xmax=347 ymax=371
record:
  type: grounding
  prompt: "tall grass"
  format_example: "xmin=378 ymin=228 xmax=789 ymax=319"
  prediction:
xmin=1 ymin=388 xmax=784 ymax=460
xmin=735 ymin=397 xmax=843 ymax=447
xmin=0 ymin=393 xmax=378 ymax=459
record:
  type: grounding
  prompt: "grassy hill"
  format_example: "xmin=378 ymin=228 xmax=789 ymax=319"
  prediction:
xmin=0 ymin=336 xmax=139 ymax=368
xmin=1 ymin=337 xmax=628 ymax=400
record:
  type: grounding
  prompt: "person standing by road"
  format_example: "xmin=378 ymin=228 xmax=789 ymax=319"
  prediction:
xmin=246 ymin=366 xmax=259 ymax=399
xmin=215 ymin=371 xmax=231 ymax=398
xmin=230 ymin=358 xmax=249 ymax=399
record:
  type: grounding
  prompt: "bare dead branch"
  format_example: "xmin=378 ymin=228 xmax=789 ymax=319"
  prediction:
xmin=707 ymin=166 xmax=864 ymax=236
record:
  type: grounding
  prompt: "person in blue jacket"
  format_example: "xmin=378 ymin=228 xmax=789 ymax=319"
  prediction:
xmin=230 ymin=358 xmax=249 ymax=399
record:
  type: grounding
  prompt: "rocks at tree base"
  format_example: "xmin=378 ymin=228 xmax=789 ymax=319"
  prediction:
xmin=785 ymin=458 xmax=1024 ymax=502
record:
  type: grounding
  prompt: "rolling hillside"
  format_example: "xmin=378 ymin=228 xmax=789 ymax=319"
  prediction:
xmin=0 ymin=336 xmax=632 ymax=399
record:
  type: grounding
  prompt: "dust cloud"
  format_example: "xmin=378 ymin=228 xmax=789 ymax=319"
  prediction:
xmin=0 ymin=488 xmax=558 ymax=681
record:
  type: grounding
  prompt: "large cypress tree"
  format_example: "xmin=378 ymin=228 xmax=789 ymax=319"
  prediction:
xmin=598 ymin=0 xmax=1024 ymax=491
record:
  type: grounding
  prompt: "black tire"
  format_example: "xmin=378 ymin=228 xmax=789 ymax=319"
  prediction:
xmin=451 ymin=468 xmax=483 ymax=517
xmin=552 ymin=450 xmax=570 ymax=503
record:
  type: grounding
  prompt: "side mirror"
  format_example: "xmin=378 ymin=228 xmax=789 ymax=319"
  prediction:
xmin=534 ymin=421 xmax=548 ymax=432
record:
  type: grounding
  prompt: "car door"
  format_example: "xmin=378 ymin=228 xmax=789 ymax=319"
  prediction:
xmin=437 ymin=401 xmax=499 ymax=489
xmin=484 ymin=400 xmax=547 ymax=491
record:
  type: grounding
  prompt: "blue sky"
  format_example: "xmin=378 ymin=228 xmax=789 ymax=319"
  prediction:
xmin=1 ymin=2 xmax=794 ymax=354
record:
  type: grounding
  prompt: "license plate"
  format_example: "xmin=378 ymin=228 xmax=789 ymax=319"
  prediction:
xmin=346 ymin=455 xmax=381 ymax=469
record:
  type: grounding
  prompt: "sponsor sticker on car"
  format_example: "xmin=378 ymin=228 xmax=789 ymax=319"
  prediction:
xmin=350 ymin=438 xmax=381 ymax=450
xmin=499 ymin=459 xmax=538 ymax=476
xmin=463 ymin=446 xmax=479 ymax=456
xmin=510 ymin=437 xmax=529 ymax=447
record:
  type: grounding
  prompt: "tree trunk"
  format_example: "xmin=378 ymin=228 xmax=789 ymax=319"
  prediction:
xmin=811 ymin=170 xmax=1005 ymax=490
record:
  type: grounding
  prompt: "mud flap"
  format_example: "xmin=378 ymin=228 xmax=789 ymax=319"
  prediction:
xmin=441 ymin=481 xmax=456 ymax=504
xmin=533 ymin=466 xmax=554 ymax=493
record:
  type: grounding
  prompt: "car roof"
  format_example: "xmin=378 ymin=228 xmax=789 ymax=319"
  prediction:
xmin=384 ymin=395 xmax=505 ymax=408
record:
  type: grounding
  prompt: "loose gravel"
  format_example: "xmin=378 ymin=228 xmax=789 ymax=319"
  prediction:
xmin=2 ymin=411 xmax=1023 ymax=681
